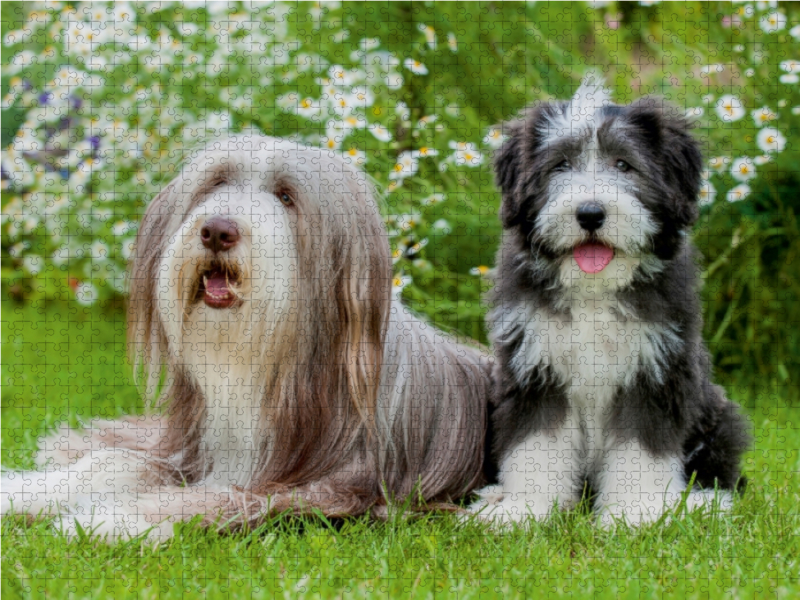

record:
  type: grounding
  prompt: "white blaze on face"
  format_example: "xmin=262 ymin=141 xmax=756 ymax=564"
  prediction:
xmin=540 ymin=73 xmax=611 ymax=144
xmin=156 ymin=172 xmax=299 ymax=487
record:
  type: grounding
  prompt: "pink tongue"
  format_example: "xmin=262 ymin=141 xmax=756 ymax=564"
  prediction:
xmin=205 ymin=272 xmax=231 ymax=297
xmin=573 ymin=243 xmax=614 ymax=273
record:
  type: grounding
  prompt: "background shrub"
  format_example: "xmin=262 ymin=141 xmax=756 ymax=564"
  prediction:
xmin=1 ymin=1 xmax=797 ymax=395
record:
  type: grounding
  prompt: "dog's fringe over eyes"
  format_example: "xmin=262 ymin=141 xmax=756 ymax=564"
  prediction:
xmin=0 ymin=135 xmax=492 ymax=541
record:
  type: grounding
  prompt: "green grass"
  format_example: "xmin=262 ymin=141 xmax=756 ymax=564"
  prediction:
xmin=2 ymin=298 xmax=799 ymax=599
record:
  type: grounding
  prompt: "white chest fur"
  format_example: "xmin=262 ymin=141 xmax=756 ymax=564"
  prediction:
xmin=505 ymin=295 xmax=680 ymax=444
xmin=182 ymin=308 xmax=271 ymax=488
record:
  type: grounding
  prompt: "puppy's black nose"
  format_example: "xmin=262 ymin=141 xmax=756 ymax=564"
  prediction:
xmin=201 ymin=217 xmax=240 ymax=252
xmin=576 ymin=202 xmax=606 ymax=232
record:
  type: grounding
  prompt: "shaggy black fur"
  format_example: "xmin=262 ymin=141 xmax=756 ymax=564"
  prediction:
xmin=485 ymin=94 xmax=750 ymax=502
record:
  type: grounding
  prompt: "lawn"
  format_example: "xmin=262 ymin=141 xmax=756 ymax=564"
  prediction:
xmin=2 ymin=296 xmax=799 ymax=599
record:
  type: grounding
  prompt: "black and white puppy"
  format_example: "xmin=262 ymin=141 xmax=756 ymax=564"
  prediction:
xmin=472 ymin=75 xmax=749 ymax=525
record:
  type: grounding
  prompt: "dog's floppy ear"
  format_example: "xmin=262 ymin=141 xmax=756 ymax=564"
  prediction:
xmin=494 ymin=121 xmax=524 ymax=229
xmin=629 ymin=98 xmax=703 ymax=228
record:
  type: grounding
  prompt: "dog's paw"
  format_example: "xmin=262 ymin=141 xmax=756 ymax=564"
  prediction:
xmin=56 ymin=501 xmax=174 ymax=543
xmin=683 ymin=489 xmax=733 ymax=512
xmin=464 ymin=489 xmax=552 ymax=529
xmin=598 ymin=488 xmax=734 ymax=527
xmin=469 ymin=484 xmax=505 ymax=507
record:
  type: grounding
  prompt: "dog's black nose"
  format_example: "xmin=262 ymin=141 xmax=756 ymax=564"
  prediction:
xmin=201 ymin=217 xmax=240 ymax=252
xmin=576 ymin=202 xmax=606 ymax=232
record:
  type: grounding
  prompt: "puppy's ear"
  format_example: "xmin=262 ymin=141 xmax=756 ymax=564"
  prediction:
xmin=662 ymin=112 xmax=702 ymax=227
xmin=629 ymin=98 xmax=703 ymax=228
xmin=494 ymin=122 xmax=524 ymax=228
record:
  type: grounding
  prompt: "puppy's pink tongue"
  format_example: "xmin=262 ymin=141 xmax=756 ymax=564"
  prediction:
xmin=573 ymin=243 xmax=614 ymax=273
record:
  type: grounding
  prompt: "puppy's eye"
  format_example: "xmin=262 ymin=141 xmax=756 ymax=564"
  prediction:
xmin=277 ymin=189 xmax=294 ymax=206
xmin=615 ymin=159 xmax=631 ymax=172
xmin=554 ymin=159 xmax=571 ymax=172
xmin=212 ymin=180 xmax=226 ymax=188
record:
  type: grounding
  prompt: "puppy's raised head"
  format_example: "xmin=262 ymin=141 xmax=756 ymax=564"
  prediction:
xmin=495 ymin=74 xmax=703 ymax=291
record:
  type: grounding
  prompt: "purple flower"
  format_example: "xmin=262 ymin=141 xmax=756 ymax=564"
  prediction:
xmin=38 ymin=92 xmax=50 ymax=105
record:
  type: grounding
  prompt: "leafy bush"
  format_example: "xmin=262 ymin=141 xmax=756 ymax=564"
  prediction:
xmin=1 ymin=1 xmax=798 ymax=384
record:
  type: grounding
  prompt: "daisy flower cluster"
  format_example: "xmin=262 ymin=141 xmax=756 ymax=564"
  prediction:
xmin=692 ymin=2 xmax=797 ymax=207
xmin=1 ymin=2 xmax=505 ymax=305
xmin=2 ymin=1 xmax=797 ymax=309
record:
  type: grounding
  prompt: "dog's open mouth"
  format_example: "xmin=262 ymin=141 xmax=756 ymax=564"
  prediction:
xmin=573 ymin=243 xmax=614 ymax=273
xmin=197 ymin=264 xmax=243 ymax=309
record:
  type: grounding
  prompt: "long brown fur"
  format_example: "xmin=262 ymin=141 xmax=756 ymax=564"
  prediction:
xmin=1 ymin=136 xmax=491 ymax=540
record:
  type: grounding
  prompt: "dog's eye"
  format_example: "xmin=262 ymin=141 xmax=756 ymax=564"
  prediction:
xmin=615 ymin=159 xmax=631 ymax=172
xmin=554 ymin=159 xmax=571 ymax=172
xmin=277 ymin=189 xmax=294 ymax=206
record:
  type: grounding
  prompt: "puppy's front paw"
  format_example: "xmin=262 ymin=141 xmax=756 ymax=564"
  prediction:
xmin=465 ymin=489 xmax=553 ymax=528
xmin=598 ymin=488 xmax=734 ymax=526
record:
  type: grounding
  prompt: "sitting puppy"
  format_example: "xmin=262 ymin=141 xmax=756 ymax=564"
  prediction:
xmin=472 ymin=75 xmax=750 ymax=525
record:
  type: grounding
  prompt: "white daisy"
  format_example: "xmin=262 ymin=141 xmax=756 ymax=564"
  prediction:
xmin=483 ymin=127 xmax=507 ymax=149
xmin=75 ymin=282 xmax=99 ymax=306
xmin=780 ymin=59 xmax=800 ymax=74
xmin=715 ymin=95 xmax=745 ymax=122
xmin=419 ymin=24 xmax=436 ymax=49
xmin=449 ymin=141 xmax=483 ymax=167
xmin=368 ymin=124 xmax=392 ymax=142
xmin=297 ymin=97 xmax=321 ymax=119
xmin=359 ymin=38 xmax=380 ymax=51
xmin=431 ymin=219 xmax=452 ymax=234
xmin=709 ymin=156 xmax=730 ymax=173
xmin=403 ymin=58 xmax=428 ymax=76
xmin=392 ymin=274 xmax=412 ymax=299
xmin=730 ymin=157 xmax=756 ymax=182
xmin=752 ymin=107 xmax=777 ymax=127
xmin=341 ymin=147 xmax=366 ymax=166
xmin=448 ymin=32 xmax=458 ymax=52
xmin=756 ymin=128 xmax=787 ymax=153
xmin=726 ymin=184 xmax=751 ymax=203
xmin=760 ymin=12 xmax=786 ymax=33
xmin=389 ymin=152 xmax=419 ymax=180
xmin=350 ymin=86 xmax=374 ymax=109
xmin=698 ymin=180 xmax=716 ymax=206
xmin=411 ymin=147 xmax=438 ymax=158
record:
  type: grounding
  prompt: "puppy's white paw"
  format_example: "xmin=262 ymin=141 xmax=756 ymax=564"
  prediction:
xmin=598 ymin=488 xmax=734 ymax=527
xmin=465 ymin=488 xmax=553 ymax=528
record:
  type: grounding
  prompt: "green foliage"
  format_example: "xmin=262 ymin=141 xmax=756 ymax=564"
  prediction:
xmin=698 ymin=151 xmax=800 ymax=393
xmin=0 ymin=2 xmax=798 ymax=382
